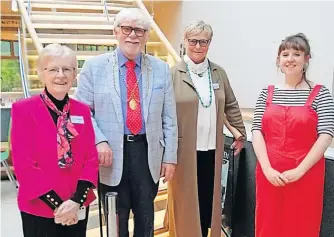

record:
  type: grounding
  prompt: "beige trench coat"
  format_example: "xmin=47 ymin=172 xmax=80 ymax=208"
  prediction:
xmin=163 ymin=60 xmax=246 ymax=237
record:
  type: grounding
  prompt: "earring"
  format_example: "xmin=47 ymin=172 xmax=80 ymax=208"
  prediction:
xmin=302 ymin=63 xmax=309 ymax=73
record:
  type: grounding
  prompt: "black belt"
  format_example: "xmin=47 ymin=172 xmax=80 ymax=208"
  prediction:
xmin=124 ymin=134 xmax=147 ymax=142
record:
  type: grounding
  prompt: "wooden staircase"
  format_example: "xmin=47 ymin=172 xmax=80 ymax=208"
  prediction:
xmin=23 ymin=0 xmax=173 ymax=93
xmin=86 ymin=179 xmax=168 ymax=236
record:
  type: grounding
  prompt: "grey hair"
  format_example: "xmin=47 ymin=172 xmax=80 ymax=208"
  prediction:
xmin=36 ymin=43 xmax=77 ymax=71
xmin=184 ymin=20 xmax=213 ymax=39
xmin=114 ymin=8 xmax=151 ymax=31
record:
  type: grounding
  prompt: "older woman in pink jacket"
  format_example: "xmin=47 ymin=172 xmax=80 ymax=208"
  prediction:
xmin=11 ymin=43 xmax=98 ymax=237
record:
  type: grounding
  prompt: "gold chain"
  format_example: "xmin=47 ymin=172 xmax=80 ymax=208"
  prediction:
xmin=112 ymin=52 xmax=150 ymax=102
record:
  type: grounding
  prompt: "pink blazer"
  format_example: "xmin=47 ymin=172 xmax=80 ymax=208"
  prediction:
xmin=11 ymin=95 xmax=99 ymax=218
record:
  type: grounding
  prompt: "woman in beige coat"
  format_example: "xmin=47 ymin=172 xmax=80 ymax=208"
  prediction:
xmin=164 ymin=20 xmax=246 ymax=237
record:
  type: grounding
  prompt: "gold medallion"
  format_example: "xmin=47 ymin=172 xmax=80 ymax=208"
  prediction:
xmin=129 ymin=99 xmax=137 ymax=110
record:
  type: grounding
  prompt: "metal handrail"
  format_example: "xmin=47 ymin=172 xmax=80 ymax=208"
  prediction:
xmin=17 ymin=27 xmax=30 ymax=99
xmin=134 ymin=0 xmax=181 ymax=62
xmin=102 ymin=0 xmax=110 ymax=22
xmin=17 ymin=0 xmax=42 ymax=53
xmin=27 ymin=0 xmax=32 ymax=16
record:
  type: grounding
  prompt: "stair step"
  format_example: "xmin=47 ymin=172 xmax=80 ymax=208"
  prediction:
xmin=30 ymin=14 xmax=114 ymax=23
xmin=28 ymin=52 xmax=108 ymax=60
xmin=26 ymin=33 xmax=163 ymax=46
xmin=26 ymin=0 xmax=134 ymax=7
xmin=33 ymin=0 xmax=100 ymax=1
xmin=86 ymin=180 xmax=168 ymax=234
xmin=32 ymin=23 xmax=114 ymax=30
xmin=29 ymin=34 xmax=117 ymax=45
xmin=30 ymin=11 xmax=115 ymax=17
xmin=27 ymin=34 xmax=117 ymax=45
xmin=26 ymin=2 xmax=132 ymax=11
xmin=87 ymin=193 xmax=167 ymax=225
xmin=29 ymin=38 xmax=118 ymax=45
xmin=86 ymin=210 xmax=167 ymax=237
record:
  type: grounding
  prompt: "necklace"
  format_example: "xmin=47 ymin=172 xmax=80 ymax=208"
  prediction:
xmin=184 ymin=54 xmax=209 ymax=78
xmin=111 ymin=52 xmax=151 ymax=110
xmin=190 ymin=67 xmax=208 ymax=77
xmin=185 ymin=62 xmax=213 ymax=108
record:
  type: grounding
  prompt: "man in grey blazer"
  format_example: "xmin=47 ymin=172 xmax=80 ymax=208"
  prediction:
xmin=74 ymin=8 xmax=178 ymax=237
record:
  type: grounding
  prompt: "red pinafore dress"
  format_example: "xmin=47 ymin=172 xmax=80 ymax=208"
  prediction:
xmin=255 ymin=85 xmax=325 ymax=237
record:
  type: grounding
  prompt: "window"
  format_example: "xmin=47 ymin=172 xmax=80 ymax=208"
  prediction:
xmin=1 ymin=41 xmax=21 ymax=93
xmin=1 ymin=59 xmax=22 ymax=92
xmin=1 ymin=41 xmax=11 ymax=56
xmin=0 ymin=40 xmax=19 ymax=59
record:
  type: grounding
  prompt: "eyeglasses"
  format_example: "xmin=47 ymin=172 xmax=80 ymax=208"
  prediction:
xmin=120 ymin=26 xmax=146 ymax=37
xmin=187 ymin=39 xmax=211 ymax=47
xmin=44 ymin=67 xmax=75 ymax=76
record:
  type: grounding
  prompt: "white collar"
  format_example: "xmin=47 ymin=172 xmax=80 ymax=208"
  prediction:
xmin=184 ymin=54 xmax=209 ymax=75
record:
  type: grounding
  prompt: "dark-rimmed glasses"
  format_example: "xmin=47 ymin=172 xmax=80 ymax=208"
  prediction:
xmin=120 ymin=26 xmax=146 ymax=37
xmin=187 ymin=39 xmax=211 ymax=47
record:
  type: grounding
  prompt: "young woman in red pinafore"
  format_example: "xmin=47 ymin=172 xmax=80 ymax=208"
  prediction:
xmin=252 ymin=33 xmax=334 ymax=237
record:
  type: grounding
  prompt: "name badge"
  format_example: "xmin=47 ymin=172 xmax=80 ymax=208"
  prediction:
xmin=213 ymin=83 xmax=220 ymax=90
xmin=70 ymin=116 xmax=84 ymax=124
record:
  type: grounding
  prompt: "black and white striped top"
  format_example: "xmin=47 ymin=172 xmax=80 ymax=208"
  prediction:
xmin=251 ymin=85 xmax=334 ymax=137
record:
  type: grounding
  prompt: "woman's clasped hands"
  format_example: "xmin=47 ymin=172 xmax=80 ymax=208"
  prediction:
xmin=263 ymin=166 xmax=306 ymax=186
xmin=54 ymin=200 xmax=80 ymax=226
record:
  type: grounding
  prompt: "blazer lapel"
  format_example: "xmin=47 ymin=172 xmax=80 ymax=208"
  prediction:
xmin=208 ymin=61 xmax=220 ymax=113
xmin=141 ymin=54 xmax=153 ymax=123
xmin=178 ymin=60 xmax=195 ymax=89
xmin=33 ymin=97 xmax=57 ymax=146
xmin=107 ymin=51 xmax=123 ymax=124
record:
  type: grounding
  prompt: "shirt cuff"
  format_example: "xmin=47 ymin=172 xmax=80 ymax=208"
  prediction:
xmin=70 ymin=180 xmax=93 ymax=206
xmin=39 ymin=190 xmax=63 ymax=211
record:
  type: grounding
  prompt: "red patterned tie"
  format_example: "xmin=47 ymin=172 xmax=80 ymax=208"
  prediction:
xmin=125 ymin=60 xmax=142 ymax=135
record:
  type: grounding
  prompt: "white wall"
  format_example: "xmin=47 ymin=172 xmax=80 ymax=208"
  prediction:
xmin=177 ymin=1 xmax=334 ymax=108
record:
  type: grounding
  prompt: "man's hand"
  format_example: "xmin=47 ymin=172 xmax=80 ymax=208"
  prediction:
xmin=96 ymin=142 xmax=113 ymax=166
xmin=160 ymin=163 xmax=176 ymax=183
xmin=231 ymin=140 xmax=244 ymax=156
xmin=54 ymin=200 xmax=80 ymax=225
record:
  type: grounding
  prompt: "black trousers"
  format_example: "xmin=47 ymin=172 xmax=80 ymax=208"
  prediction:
xmin=99 ymin=140 xmax=159 ymax=237
xmin=197 ymin=150 xmax=215 ymax=237
xmin=20 ymin=207 xmax=89 ymax=237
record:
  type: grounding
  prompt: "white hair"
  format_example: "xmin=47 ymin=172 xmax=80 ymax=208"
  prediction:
xmin=184 ymin=20 xmax=213 ymax=39
xmin=114 ymin=8 xmax=151 ymax=31
xmin=37 ymin=43 xmax=77 ymax=71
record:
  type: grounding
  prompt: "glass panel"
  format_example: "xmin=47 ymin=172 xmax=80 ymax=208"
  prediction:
xmin=1 ymin=41 xmax=11 ymax=56
xmin=13 ymin=41 xmax=19 ymax=57
xmin=91 ymin=45 xmax=97 ymax=51
xmin=84 ymin=45 xmax=92 ymax=51
xmin=1 ymin=59 xmax=24 ymax=107
xmin=1 ymin=59 xmax=21 ymax=92
xmin=78 ymin=60 xmax=85 ymax=68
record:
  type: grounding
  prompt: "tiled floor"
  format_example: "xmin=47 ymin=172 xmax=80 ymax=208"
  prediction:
xmin=1 ymin=180 xmax=23 ymax=237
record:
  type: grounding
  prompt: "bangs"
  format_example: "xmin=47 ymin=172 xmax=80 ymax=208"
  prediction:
xmin=279 ymin=37 xmax=307 ymax=54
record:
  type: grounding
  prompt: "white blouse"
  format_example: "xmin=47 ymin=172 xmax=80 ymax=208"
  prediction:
xmin=184 ymin=55 xmax=217 ymax=151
